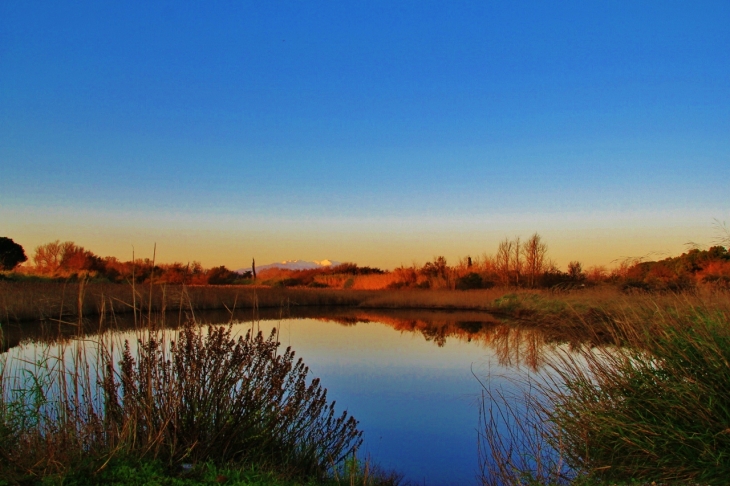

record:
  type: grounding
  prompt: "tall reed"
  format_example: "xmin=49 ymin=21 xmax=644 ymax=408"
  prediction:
xmin=478 ymin=373 xmax=572 ymax=486
xmin=479 ymin=296 xmax=730 ymax=485
xmin=548 ymin=304 xmax=730 ymax=484
xmin=0 ymin=321 xmax=363 ymax=482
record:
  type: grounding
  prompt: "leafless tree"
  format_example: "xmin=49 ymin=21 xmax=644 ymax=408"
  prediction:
xmin=33 ymin=240 xmax=63 ymax=274
xmin=522 ymin=233 xmax=548 ymax=288
xmin=33 ymin=240 xmax=96 ymax=275
xmin=496 ymin=238 xmax=512 ymax=286
xmin=511 ymin=237 xmax=522 ymax=286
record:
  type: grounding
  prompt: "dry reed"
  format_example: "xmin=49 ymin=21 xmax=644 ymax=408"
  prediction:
xmin=0 ymin=319 xmax=363 ymax=483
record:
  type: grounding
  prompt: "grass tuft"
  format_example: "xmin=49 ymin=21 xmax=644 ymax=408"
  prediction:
xmin=480 ymin=296 xmax=730 ymax=485
xmin=549 ymin=305 xmax=730 ymax=484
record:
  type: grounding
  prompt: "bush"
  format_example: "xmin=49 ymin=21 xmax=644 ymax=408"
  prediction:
xmin=0 ymin=237 xmax=27 ymax=271
xmin=206 ymin=265 xmax=239 ymax=285
xmin=0 ymin=324 xmax=363 ymax=482
xmin=456 ymin=272 xmax=483 ymax=290
xmin=109 ymin=326 xmax=362 ymax=475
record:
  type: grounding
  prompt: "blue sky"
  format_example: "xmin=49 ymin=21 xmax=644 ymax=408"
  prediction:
xmin=2 ymin=1 xmax=729 ymax=268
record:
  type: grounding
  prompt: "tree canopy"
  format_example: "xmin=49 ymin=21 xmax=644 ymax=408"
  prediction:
xmin=0 ymin=237 xmax=28 ymax=270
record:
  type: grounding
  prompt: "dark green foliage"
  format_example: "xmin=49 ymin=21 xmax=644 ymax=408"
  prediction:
xmin=539 ymin=268 xmax=573 ymax=288
xmin=55 ymin=456 xmax=401 ymax=486
xmin=272 ymin=278 xmax=305 ymax=287
xmin=0 ymin=237 xmax=27 ymax=270
xmin=59 ymin=457 xmax=306 ymax=485
xmin=419 ymin=256 xmax=448 ymax=278
xmin=206 ymin=265 xmax=239 ymax=285
xmin=329 ymin=263 xmax=384 ymax=275
xmin=456 ymin=272 xmax=483 ymax=290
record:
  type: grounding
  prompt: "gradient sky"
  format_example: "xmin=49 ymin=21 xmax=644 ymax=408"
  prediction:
xmin=2 ymin=1 xmax=729 ymax=270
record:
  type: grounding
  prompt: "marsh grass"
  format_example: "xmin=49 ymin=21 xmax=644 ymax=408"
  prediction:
xmin=6 ymin=279 xmax=730 ymax=484
xmin=548 ymin=303 xmax=730 ymax=484
xmin=0 ymin=319 xmax=364 ymax=484
xmin=7 ymin=278 xmax=712 ymax=327
xmin=479 ymin=294 xmax=730 ymax=485
xmin=0 ymin=282 xmax=378 ymax=322
xmin=2 ymin=280 xmax=624 ymax=324
xmin=1 ymin=280 xmax=532 ymax=324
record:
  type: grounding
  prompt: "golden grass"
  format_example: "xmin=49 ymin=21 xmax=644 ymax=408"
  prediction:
xmin=0 ymin=282 xmax=373 ymax=322
xmin=4 ymin=280 xmax=730 ymax=338
xmin=356 ymin=288 xmax=520 ymax=308
xmin=1 ymin=281 xmax=517 ymax=322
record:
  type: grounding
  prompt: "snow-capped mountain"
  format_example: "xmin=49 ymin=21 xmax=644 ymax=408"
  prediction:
xmin=236 ymin=259 xmax=340 ymax=274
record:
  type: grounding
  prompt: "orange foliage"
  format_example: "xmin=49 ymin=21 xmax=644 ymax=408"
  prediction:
xmin=350 ymin=273 xmax=400 ymax=290
xmin=257 ymin=267 xmax=294 ymax=280
xmin=32 ymin=240 xmax=102 ymax=277
xmin=585 ymin=265 xmax=608 ymax=282
xmin=697 ymin=260 xmax=730 ymax=287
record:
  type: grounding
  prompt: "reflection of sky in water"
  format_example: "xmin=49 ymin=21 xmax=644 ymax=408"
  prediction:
xmin=3 ymin=317 xmax=553 ymax=486
xmin=233 ymin=318 xmax=528 ymax=485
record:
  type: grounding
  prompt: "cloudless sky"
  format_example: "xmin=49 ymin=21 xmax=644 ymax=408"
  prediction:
xmin=2 ymin=1 xmax=729 ymax=269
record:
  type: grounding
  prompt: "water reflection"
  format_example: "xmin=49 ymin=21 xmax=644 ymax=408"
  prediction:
xmin=3 ymin=307 xmax=577 ymax=371
xmin=313 ymin=310 xmax=552 ymax=371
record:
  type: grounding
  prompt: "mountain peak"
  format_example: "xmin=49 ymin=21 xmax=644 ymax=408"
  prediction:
xmin=236 ymin=259 xmax=340 ymax=273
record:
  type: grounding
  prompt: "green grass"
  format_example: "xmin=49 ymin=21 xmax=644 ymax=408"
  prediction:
xmin=17 ymin=455 xmax=400 ymax=486
xmin=480 ymin=296 xmax=730 ymax=485
xmin=549 ymin=306 xmax=730 ymax=484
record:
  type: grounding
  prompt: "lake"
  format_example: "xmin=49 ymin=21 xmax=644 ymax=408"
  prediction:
xmin=2 ymin=308 xmax=558 ymax=485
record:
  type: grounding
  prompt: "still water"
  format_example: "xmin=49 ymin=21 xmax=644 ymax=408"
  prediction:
xmin=3 ymin=308 xmax=555 ymax=485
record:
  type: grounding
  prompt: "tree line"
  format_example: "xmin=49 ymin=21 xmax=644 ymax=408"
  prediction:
xmin=2 ymin=234 xmax=729 ymax=291
xmin=0 ymin=238 xmax=248 ymax=285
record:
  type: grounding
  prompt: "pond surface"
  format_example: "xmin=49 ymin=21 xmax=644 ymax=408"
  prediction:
xmin=3 ymin=308 xmax=560 ymax=485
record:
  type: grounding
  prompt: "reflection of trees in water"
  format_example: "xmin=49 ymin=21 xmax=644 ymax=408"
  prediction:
xmin=489 ymin=325 xmax=545 ymax=370
xmin=317 ymin=311 xmax=552 ymax=371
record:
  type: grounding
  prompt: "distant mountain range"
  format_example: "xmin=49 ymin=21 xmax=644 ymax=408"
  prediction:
xmin=236 ymin=259 xmax=341 ymax=274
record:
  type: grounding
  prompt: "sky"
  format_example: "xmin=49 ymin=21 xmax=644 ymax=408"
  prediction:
xmin=2 ymin=1 xmax=729 ymax=270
